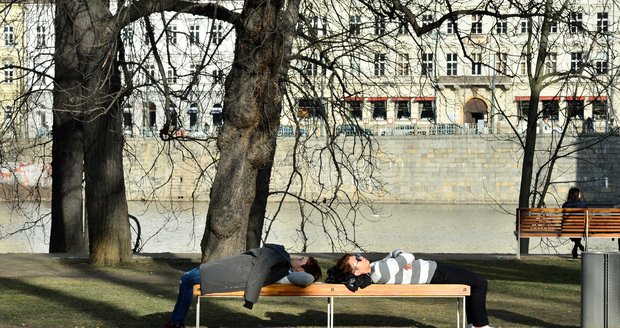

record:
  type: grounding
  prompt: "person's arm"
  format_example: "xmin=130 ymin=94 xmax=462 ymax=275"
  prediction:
xmin=371 ymin=250 xmax=415 ymax=283
xmin=276 ymin=272 xmax=314 ymax=287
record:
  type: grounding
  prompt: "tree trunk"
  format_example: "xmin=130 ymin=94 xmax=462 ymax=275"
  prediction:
xmin=247 ymin=161 xmax=275 ymax=249
xmin=201 ymin=0 xmax=287 ymax=261
xmin=53 ymin=0 xmax=131 ymax=264
xmin=49 ymin=112 xmax=86 ymax=253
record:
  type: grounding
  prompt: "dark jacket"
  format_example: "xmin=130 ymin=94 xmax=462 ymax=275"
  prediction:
xmin=199 ymin=244 xmax=291 ymax=308
xmin=562 ymin=200 xmax=587 ymax=208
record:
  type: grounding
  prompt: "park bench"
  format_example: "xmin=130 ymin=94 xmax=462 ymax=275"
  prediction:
xmin=516 ymin=207 xmax=620 ymax=258
xmin=192 ymin=283 xmax=470 ymax=328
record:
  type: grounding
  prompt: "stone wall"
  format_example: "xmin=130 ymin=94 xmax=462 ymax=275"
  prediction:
xmin=7 ymin=135 xmax=620 ymax=205
xmin=123 ymin=134 xmax=620 ymax=205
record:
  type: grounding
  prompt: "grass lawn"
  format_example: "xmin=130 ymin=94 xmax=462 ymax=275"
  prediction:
xmin=0 ymin=256 xmax=580 ymax=327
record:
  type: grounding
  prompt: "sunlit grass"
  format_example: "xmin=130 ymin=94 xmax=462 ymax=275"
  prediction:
xmin=0 ymin=257 xmax=581 ymax=327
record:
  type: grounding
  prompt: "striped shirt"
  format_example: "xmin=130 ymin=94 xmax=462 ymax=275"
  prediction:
xmin=370 ymin=251 xmax=437 ymax=284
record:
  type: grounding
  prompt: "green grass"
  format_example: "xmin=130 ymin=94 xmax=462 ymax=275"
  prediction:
xmin=0 ymin=256 xmax=581 ymax=327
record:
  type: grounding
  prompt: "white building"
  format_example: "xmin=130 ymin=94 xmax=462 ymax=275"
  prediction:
xmin=12 ymin=0 xmax=620 ymax=138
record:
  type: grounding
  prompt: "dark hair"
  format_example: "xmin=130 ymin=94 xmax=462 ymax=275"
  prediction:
xmin=335 ymin=254 xmax=355 ymax=276
xmin=302 ymin=256 xmax=322 ymax=282
xmin=567 ymin=187 xmax=582 ymax=202
xmin=325 ymin=254 xmax=372 ymax=292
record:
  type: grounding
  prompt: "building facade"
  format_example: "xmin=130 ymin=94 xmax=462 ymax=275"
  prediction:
xmin=3 ymin=0 xmax=619 ymax=139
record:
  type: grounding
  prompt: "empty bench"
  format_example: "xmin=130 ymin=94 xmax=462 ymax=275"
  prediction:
xmin=192 ymin=283 xmax=470 ymax=328
xmin=516 ymin=207 xmax=620 ymax=258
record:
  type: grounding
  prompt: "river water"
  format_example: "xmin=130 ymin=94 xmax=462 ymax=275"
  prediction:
xmin=1 ymin=201 xmax=618 ymax=255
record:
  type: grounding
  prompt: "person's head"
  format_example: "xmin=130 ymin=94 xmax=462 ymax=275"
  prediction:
xmin=567 ymin=187 xmax=582 ymax=202
xmin=335 ymin=253 xmax=372 ymax=277
xmin=290 ymin=256 xmax=322 ymax=282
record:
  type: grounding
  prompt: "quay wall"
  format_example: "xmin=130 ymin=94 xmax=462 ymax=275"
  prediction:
xmin=7 ymin=135 xmax=620 ymax=205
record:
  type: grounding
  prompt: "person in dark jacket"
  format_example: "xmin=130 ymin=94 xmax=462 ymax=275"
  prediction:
xmin=563 ymin=187 xmax=587 ymax=258
xmin=164 ymin=244 xmax=322 ymax=328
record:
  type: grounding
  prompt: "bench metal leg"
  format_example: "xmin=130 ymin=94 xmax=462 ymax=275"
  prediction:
xmin=196 ymin=296 xmax=201 ymax=328
xmin=456 ymin=296 xmax=466 ymax=328
xmin=327 ymin=296 xmax=334 ymax=328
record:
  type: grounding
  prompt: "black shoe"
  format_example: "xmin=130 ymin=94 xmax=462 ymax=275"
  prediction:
xmin=572 ymin=248 xmax=578 ymax=259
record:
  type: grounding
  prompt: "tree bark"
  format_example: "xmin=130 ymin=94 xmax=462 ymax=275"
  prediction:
xmin=201 ymin=0 xmax=288 ymax=261
xmin=52 ymin=0 xmax=131 ymax=264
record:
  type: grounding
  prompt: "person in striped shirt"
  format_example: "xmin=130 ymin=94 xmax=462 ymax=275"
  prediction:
xmin=334 ymin=250 xmax=491 ymax=328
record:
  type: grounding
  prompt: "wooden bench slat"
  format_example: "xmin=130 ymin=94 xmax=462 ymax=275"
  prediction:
xmin=193 ymin=283 xmax=470 ymax=297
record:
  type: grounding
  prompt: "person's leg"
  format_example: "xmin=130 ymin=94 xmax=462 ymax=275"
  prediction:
xmin=430 ymin=262 xmax=489 ymax=327
xmin=170 ymin=267 xmax=201 ymax=325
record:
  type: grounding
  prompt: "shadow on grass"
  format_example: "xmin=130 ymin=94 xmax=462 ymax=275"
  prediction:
xmin=488 ymin=309 xmax=579 ymax=328
xmin=183 ymin=304 xmax=435 ymax=328
xmin=444 ymin=260 xmax=581 ymax=285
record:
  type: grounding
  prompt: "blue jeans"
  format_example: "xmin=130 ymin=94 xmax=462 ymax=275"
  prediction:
xmin=170 ymin=267 xmax=201 ymax=325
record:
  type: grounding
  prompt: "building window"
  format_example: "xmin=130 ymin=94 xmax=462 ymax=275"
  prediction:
xmin=570 ymin=52 xmax=582 ymax=72
xmin=471 ymin=53 xmax=482 ymax=75
xmin=542 ymin=100 xmax=559 ymax=120
xmin=398 ymin=19 xmax=409 ymax=35
xmin=567 ymin=99 xmax=584 ymax=119
xmin=3 ymin=106 xmax=12 ymax=128
xmin=167 ymin=24 xmax=177 ymax=44
xmin=189 ymin=25 xmax=200 ymax=44
xmin=471 ymin=14 xmax=482 ymax=34
xmin=396 ymin=101 xmax=410 ymax=119
xmin=349 ymin=54 xmax=360 ymax=77
xmin=311 ymin=16 xmax=328 ymax=36
xmin=597 ymin=12 xmax=608 ymax=32
xmin=374 ymin=53 xmax=385 ymax=76
xmin=495 ymin=18 xmax=507 ymax=34
xmin=3 ymin=26 xmax=13 ymax=46
xmin=495 ymin=52 xmax=508 ymax=74
xmin=298 ymin=99 xmax=322 ymax=118
xmin=305 ymin=53 xmax=319 ymax=76
xmin=569 ymin=12 xmax=583 ymax=33
xmin=374 ymin=15 xmax=385 ymax=35
xmin=421 ymin=15 xmax=433 ymax=27
xmin=546 ymin=52 xmax=557 ymax=74
xmin=549 ymin=21 xmax=558 ymax=33
xmin=36 ymin=25 xmax=47 ymax=48
xmin=520 ymin=19 xmax=529 ymax=33
xmin=447 ymin=53 xmax=457 ymax=76
xmin=211 ymin=21 xmax=223 ymax=44
xmin=594 ymin=52 xmax=608 ymax=75
xmin=519 ymin=59 xmax=527 ymax=75
xmin=349 ymin=15 xmax=361 ymax=36
xmin=123 ymin=105 xmax=133 ymax=131
xmin=211 ymin=104 xmax=223 ymax=126
xmin=447 ymin=20 xmax=457 ymax=34
xmin=592 ymin=100 xmax=607 ymax=120
xmin=3 ymin=63 xmax=13 ymax=83
xmin=147 ymin=102 xmax=157 ymax=128
xmin=188 ymin=103 xmax=199 ymax=129
xmin=419 ymin=100 xmax=435 ymax=120
xmin=167 ymin=68 xmax=178 ymax=84
xmin=212 ymin=69 xmax=224 ymax=84
xmin=396 ymin=52 xmax=409 ymax=76
xmin=347 ymin=101 xmax=362 ymax=119
xmin=421 ymin=53 xmax=433 ymax=76
xmin=144 ymin=64 xmax=156 ymax=84
xmin=517 ymin=101 xmax=529 ymax=120
xmin=371 ymin=101 xmax=386 ymax=120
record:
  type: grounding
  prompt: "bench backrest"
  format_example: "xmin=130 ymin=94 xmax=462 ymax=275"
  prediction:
xmin=517 ymin=207 xmax=620 ymax=238
xmin=193 ymin=283 xmax=470 ymax=297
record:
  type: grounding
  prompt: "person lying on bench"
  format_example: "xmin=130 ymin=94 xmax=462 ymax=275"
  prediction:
xmin=328 ymin=250 xmax=492 ymax=328
xmin=164 ymin=244 xmax=322 ymax=328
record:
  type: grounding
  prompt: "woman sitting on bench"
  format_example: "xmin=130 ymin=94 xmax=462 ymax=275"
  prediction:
xmin=330 ymin=250 xmax=492 ymax=328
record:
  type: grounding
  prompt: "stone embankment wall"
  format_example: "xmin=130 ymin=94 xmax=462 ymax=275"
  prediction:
xmin=119 ymin=134 xmax=620 ymax=205
xmin=7 ymin=135 xmax=620 ymax=205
